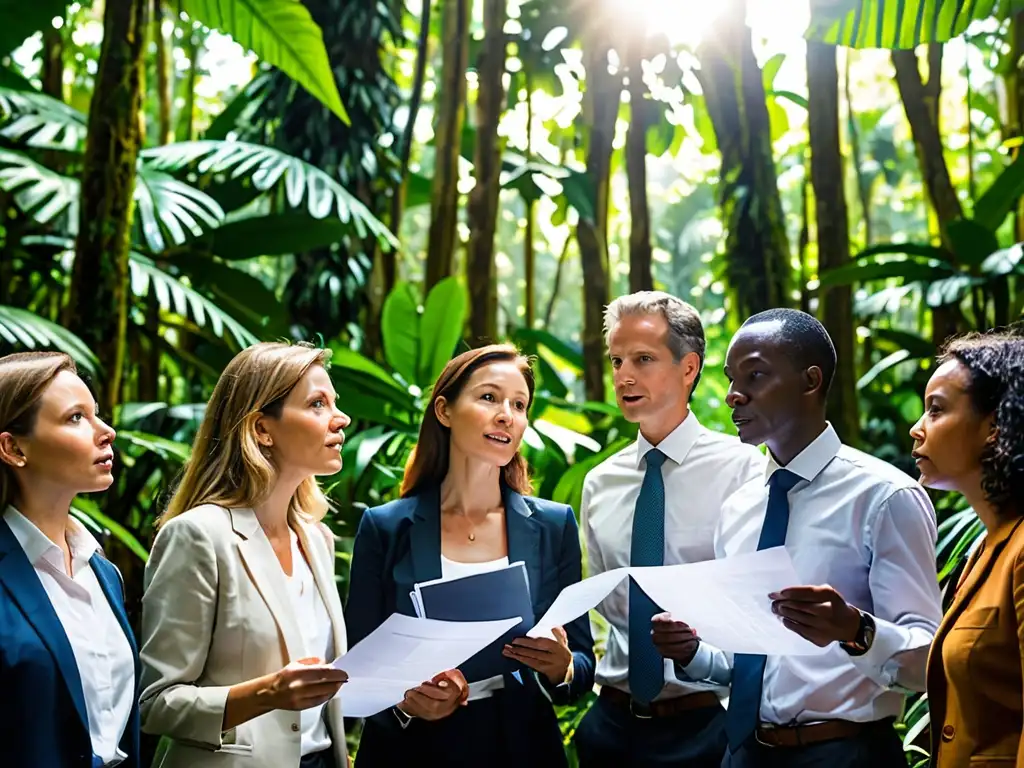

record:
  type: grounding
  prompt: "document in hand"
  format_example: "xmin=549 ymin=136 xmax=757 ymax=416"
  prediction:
xmin=528 ymin=547 xmax=829 ymax=656
xmin=331 ymin=614 xmax=521 ymax=717
xmin=414 ymin=561 xmax=534 ymax=682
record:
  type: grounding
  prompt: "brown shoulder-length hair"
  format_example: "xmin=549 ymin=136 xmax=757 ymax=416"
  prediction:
xmin=400 ymin=344 xmax=536 ymax=498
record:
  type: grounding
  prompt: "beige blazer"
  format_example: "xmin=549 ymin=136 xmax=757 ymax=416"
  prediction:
xmin=139 ymin=505 xmax=348 ymax=768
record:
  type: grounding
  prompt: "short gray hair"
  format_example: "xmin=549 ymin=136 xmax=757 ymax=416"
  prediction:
xmin=604 ymin=291 xmax=706 ymax=392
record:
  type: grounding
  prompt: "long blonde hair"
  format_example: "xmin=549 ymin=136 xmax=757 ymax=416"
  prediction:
xmin=160 ymin=342 xmax=333 ymax=527
xmin=0 ymin=352 xmax=78 ymax=511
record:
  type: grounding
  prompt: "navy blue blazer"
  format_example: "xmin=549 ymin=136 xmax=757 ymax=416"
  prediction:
xmin=346 ymin=487 xmax=595 ymax=720
xmin=0 ymin=518 xmax=141 ymax=768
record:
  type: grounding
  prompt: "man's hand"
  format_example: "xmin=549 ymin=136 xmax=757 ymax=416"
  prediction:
xmin=769 ymin=585 xmax=861 ymax=647
xmin=396 ymin=668 xmax=468 ymax=721
xmin=650 ymin=612 xmax=700 ymax=665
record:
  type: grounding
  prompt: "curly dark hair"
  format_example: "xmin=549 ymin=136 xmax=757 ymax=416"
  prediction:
xmin=939 ymin=325 xmax=1024 ymax=514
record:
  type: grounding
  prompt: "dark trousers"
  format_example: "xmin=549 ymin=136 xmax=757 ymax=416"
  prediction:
xmin=300 ymin=748 xmax=338 ymax=768
xmin=722 ymin=720 xmax=905 ymax=768
xmin=574 ymin=694 xmax=727 ymax=768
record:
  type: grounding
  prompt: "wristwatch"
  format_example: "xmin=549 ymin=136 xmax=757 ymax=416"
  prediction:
xmin=839 ymin=610 xmax=876 ymax=656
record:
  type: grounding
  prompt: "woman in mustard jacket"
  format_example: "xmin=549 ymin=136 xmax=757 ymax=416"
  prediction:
xmin=910 ymin=329 xmax=1024 ymax=767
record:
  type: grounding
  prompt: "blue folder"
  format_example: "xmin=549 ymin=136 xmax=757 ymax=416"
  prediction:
xmin=414 ymin=561 xmax=534 ymax=683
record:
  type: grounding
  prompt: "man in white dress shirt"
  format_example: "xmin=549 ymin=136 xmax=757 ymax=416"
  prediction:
xmin=671 ymin=309 xmax=941 ymax=768
xmin=573 ymin=292 xmax=764 ymax=768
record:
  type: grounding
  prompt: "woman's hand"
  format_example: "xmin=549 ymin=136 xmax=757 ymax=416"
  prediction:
xmin=263 ymin=657 xmax=348 ymax=711
xmin=396 ymin=669 xmax=468 ymax=721
xmin=502 ymin=626 xmax=572 ymax=685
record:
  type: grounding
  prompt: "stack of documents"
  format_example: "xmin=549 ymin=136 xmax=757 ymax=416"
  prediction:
xmin=331 ymin=614 xmax=521 ymax=717
xmin=412 ymin=561 xmax=534 ymax=682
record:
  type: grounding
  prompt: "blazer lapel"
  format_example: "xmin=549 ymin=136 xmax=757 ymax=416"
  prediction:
xmin=408 ymin=489 xmax=443 ymax=586
xmin=90 ymin=553 xmax=140 ymax=680
xmin=0 ymin=519 xmax=90 ymax=735
xmin=504 ymin=489 xmax=542 ymax=608
xmin=295 ymin=521 xmax=348 ymax=657
xmin=230 ymin=508 xmax=305 ymax=661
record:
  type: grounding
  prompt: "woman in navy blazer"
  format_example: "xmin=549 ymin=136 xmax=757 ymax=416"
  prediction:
xmin=0 ymin=352 xmax=140 ymax=768
xmin=346 ymin=343 xmax=595 ymax=767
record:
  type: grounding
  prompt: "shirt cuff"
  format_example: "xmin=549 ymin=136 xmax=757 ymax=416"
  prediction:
xmin=393 ymin=705 xmax=414 ymax=729
xmin=845 ymin=614 xmax=905 ymax=687
xmin=676 ymin=642 xmax=714 ymax=683
xmin=564 ymin=657 xmax=575 ymax=685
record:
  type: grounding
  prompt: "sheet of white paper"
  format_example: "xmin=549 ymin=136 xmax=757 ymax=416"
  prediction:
xmin=331 ymin=613 xmax=521 ymax=717
xmin=629 ymin=546 xmax=828 ymax=656
xmin=527 ymin=567 xmax=629 ymax=638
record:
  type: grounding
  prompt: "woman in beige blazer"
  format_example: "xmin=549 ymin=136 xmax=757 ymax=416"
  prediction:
xmin=140 ymin=342 xmax=351 ymax=768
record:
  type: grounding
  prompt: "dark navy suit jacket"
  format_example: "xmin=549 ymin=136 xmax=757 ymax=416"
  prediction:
xmin=345 ymin=486 xmax=595 ymax=765
xmin=0 ymin=518 xmax=141 ymax=768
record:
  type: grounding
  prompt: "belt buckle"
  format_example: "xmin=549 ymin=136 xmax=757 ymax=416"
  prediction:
xmin=629 ymin=699 xmax=654 ymax=719
xmin=754 ymin=723 xmax=778 ymax=749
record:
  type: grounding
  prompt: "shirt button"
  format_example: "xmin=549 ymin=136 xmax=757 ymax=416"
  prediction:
xmin=941 ymin=724 xmax=955 ymax=742
xmin=291 ymin=723 xmax=300 ymax=733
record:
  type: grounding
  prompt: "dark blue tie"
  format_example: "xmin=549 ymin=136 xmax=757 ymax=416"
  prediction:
xmin=629 ymin=448 xmax=668 ymax=703
xmin=725 ymin=468 xmax=802 ymax=751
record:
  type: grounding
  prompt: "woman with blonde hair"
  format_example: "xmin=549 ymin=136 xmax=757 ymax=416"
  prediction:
xmin=346 ymin=343 xmax=595 ymax=767
xmin=140 ymin=342 xmax=350 ymax=768
xmin=0 ymin=351 xmax=139 ymax=768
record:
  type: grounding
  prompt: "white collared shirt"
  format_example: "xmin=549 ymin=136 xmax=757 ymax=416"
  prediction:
xmin=581 ymin=411 xmax=765 ymax=699
xmin=285 ymin=528 xmax=334 ymax=757
xmin=684 ymin=424 xmax=942 ymax=724
xmin=4 ymin=506 xmax=135 ymax=765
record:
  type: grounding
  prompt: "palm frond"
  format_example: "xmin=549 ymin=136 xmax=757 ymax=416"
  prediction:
xmin=140 ymin=140 xmax=398 ymax=248
xmin=134 ymin=167 xmax=225 ymax=252
xmin=128 ymin=252 xmax=260 ymax=349
xmin=0 ymin=304 xmax=99 ymax=373
xmin=0 ymin=148 xmax=78 ymax=226
xmin=806 ymin=0 xmax=1024 ymax=49
xmin=0 ymin=86 xmax=87 ymax=151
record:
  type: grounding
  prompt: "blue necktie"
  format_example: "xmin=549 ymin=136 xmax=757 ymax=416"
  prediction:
xmin=629 ymin=448 xmax=667 ymax=704
xmin=725 ymin=468 xmax=802 ymax=751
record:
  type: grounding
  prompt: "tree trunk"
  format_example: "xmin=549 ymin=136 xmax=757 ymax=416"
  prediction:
xmin=424 ymin=0 xmax=469 ymax=293
xmin=41 ymin=26 xmax=63 ymax=99
xmin=523 ymin=73 xmax=536 ymax=330
xmin=65 ymin=0 xmax=147 ymax=415
xmin=808 ymin=41 xmax=859 ymax=447
xmin=697 ymin=0 xmax=791 ymax=320
xmin=1003 ymin=12 xmax=1024 ymax=241
xmin=576 ymin=35 xmax=618 ymax=404
xmin=844 ymin=52 xmax=872 ymax=247
xmin=154 ymin=0 xmax=173 ymax=145
xmin=177 ymin=29 xmax=202 ymax=141
xmin=626 ymin=40 xmax=653 ymax=293
xmin=465 ymin=0 xmax=506 ymax=344
xmin=893 ymin=43 xmax=962 ymax=345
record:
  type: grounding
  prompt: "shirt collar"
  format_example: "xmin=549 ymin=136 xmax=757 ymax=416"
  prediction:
xmin=3 ymin=505 xmax=101 ymax=571
xmin=764 ymin=422 xmax=842 ymax=486
xmin=635 ymin=410 xmax=703 ymax=469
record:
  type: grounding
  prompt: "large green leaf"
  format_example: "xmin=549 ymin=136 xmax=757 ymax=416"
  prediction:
xmin=381 ymin=282 xmax=421 ymax=386
xmin=208 ymin=211 xmax=355 ymax=259
xmin=141 ymin=141 xmax=397 ymax=248
xmin=418 ymin=277 xmax=466 ymax=387
xmin=806 ymin=0 xmax=1024 ymax=49
xmin=0 ymin=148 xmax=78 ymax=224
xmin=972 ymin=151 xmax=1024 ymax=232
xmin=71 ymin=497 xmax=149 ymax=563
xmin=819 ymin=257 xmax=955 ymax=287
xmin=0 ymin=0 xmax=68 ymax=58
xmin=181 ymin=0 xmax=348 ymax=124
xmin=134 ymin=168 xmax=226 ymax=253
xmin=945 ymin=218 xmax=999 ymax=269
xmin=0 ymin=86 xmax=87 ymax=151
xmin=0 ymin=305 xmax=99 ymax=373
xmin=128 ymin=253 xmax=260 ymax=349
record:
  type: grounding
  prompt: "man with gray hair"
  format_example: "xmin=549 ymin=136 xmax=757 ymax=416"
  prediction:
xmin=573 ymin=291 xmax=764 ymax=768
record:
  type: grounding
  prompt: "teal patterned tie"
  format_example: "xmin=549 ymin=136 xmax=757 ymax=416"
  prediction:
xmin=628 ymin=448 xmax=667 ymax=703
xmin=725 ymin=468 xmax=802 ymax=750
